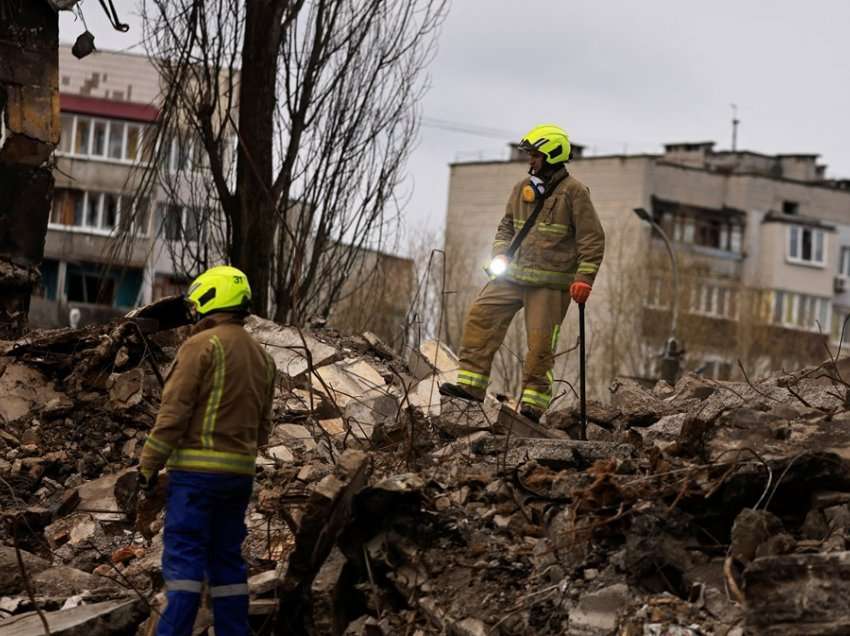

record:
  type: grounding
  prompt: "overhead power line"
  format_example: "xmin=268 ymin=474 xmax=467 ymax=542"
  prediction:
xmin=420 ymin=117 xmax=514 ymax=139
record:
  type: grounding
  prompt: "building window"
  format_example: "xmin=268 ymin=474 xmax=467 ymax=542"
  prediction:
xmin=788 ymin=225 xmax=825 ymax=266
xmin=158 ymin=203 xmax=202 ymax=242
xmin=657 ymin=208 xmax=743 ymax=254
xmin=50 ymin=188 xmax=151 ymax=236
xmin=66 ymin=267 xmax=116 ymax=305
xmin=689 ymin=282 xmax=737 ymax=319
xmin=839 ymin=247 xmax=850 ymax=277
xmin=782 ymin=200 xmax=799 ymax=215
xmin=698 ymin=359 xmax=733 ymax=381
xmin=58 ymin=114 xmax=146 ymax=163
xmin=645 ymin=277 xmax=670 ymax=309
xmin=772 ymin=290 xmax=830 ymax=332
xmin=832 ymin=309 xmax=850 ymax=346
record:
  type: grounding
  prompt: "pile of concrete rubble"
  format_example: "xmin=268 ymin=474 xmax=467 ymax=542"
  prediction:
xmin=3 ymin=303 xmax=850 ymax=635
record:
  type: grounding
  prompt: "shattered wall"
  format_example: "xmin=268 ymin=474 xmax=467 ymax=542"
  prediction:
xmin=0 ymin=2 xmax=59 ymax=339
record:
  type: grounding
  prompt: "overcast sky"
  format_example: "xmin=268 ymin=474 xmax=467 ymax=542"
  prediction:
xmin=62 ymin=0 xmax=850 ymax=247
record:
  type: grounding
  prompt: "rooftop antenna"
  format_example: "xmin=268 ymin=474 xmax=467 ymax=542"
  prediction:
xmin=731 ymin=103 xmax=740 ymax=151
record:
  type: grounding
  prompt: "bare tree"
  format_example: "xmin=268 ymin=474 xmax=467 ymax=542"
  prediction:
xmin=131 ymin=0 xmax=447 ymax=319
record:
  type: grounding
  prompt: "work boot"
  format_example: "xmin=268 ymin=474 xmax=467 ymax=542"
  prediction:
xmin=438 ymin=382 xmax=484 ymax=403
xmin=520 ymin=404 xmax=543 ymax=423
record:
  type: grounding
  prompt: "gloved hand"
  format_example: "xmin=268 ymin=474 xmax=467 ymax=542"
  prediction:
xmin=138 ymin=468 xmax=159 ymax=495
xmin=570 ymin=281 xmax=592 ymax=304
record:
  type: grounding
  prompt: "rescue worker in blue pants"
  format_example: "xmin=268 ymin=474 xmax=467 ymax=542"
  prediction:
xmin=138 ymin=265 xmax=277 ymax=635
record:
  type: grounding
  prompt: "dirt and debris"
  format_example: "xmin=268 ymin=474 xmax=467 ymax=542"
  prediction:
xmin=3 ymin=304 xmax=850 ymax=634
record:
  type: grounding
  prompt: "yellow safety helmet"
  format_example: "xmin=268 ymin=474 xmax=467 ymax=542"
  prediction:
xmin=186 ymin=265 xmax=251 ymax=315
xmin=518 ymin=124 xmax=571 ymax=165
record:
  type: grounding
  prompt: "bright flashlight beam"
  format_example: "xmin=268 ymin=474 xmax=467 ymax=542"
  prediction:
xmin=489 ymin=258 xmax=507 ymax=276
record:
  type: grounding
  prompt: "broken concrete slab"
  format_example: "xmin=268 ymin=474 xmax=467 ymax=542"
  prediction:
xmin=408 ymin=371 xmax=456 ymax=417
xmin=435 ymin=396 xmax=500 ymax=437
xmin=743 ymin=551 xmax=850 ymax=635
xmin=570 ymin=583 xmax=631 ymax=634
xmin=311 ymin=547 xmax=348 ymax=635
xmin=0 ymin=547 xmax=50 ymax=595
xmin=471 ymin=436 xmax=636 ymax=469
xmin=313 ymin=358 xmax=389 ymax=409
xmin=30 ymin=565 xmax=119 ymax=598
xmin=245 ymin=315 xmax=339 ymax=379
xmin=249 ymin=569 xmax=280 ymax=596
xmin=0 ymin=359 xmax=63 ymax=422
xmin=641 ymin=413 xmax=688 ymax=447
xmin=106 ymin=368 xmax=145 ymax=410
xmin=0 ymin=598 xmax=143 ymax=636
xmin=408 ymin=340 xmax=459 ymax=381
xmin=276 ymin=423 xmax=318 ymax=451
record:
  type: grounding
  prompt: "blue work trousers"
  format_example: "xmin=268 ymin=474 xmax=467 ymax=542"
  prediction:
xmin=156 ymin=470 xmax=254 ymax=636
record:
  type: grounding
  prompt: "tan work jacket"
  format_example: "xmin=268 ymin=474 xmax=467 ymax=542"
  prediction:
xmin=140 ymin=313 xmax=276 ymax=476
xmin=492 ymin=166 xmax=605 ymax=289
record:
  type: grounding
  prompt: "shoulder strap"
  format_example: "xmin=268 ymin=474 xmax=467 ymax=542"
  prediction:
xmin=505 ymin=170 xmax=568 ymax=259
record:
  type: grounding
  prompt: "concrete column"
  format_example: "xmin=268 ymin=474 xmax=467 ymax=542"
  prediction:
xmin=0 ymin=2 xmax=59 ymax=338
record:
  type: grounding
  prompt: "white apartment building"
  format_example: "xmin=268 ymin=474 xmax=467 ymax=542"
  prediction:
xmin=444 ymin=141 xmax=850 ymax=392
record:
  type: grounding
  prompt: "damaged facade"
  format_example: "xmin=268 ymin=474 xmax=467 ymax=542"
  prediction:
xmin=444 ymin=140 xmax=850 ymax=398
xmin=4 ymin=301 xmax=850 ymax=634
xmin=0 ymin=2 xmax=60 ymax=339
xmin=31 ymin=45 xmax=414 ymax=345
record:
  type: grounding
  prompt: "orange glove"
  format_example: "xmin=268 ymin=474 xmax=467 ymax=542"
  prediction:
xmin=570 ymin=281 xmax=592 ymax=304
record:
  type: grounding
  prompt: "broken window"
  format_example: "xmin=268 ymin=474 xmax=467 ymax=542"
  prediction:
xmin=788 ymin=225 xmax=825 ymax=265
xmin=159 ymin=203 xmax=203 ymax=242
xmin=782 ymin=200 xmax=799 ymax=215
xmin=652 ymin=199 xmax=744 ymax=253
xmin=66 ymin=267 xmax=116 ymax=305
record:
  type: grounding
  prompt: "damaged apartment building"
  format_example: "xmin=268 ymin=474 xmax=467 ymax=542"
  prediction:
xmin=444 ymin=139 xmax=850 ymax=391
xmin=30 ymin=45 xmax=413 ymax=341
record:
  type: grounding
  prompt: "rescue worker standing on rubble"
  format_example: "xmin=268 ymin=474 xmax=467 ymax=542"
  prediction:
xmin=138 ymin=265 xmax=276 ymax=636
xmin=440 ymin=124 xmax=605 ymax=422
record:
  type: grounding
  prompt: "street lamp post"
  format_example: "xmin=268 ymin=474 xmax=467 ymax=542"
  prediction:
xmin=633 ymin=207 xmax=684 ymax=386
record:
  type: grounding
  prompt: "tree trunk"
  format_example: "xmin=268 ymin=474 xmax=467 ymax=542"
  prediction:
xmin=0 ymin=2 xmax=58 ymax=338
xmin=233 ymin=0 xmax=285 ymax=317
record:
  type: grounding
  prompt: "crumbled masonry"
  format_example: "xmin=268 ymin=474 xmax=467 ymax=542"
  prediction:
xmin=3 ymin=302 xmax=850 ymax=634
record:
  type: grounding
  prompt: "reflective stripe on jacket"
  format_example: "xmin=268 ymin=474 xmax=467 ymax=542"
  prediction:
xmin=141 ymin=313 xmax=277 ymax=476
xmin=492 ymin=166 xmax=605 ymax=289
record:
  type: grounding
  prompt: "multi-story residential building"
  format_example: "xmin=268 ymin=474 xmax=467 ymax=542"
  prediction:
xmin=443 ymin=140 xmax=850 ymax=397
xmin=31 ymin=45 xmax=414 ymax=341
xmin=30 ymin=44 xmax=168 ymax=327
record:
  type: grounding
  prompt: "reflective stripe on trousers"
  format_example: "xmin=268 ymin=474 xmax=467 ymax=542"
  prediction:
xmin=156 ymin=470 xmax=253 ymax=636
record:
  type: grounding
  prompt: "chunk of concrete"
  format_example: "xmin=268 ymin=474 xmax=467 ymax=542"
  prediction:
xmin=0 ymin=547 xmax=50 ymax=595
xmin=276 ymin=423 xmax=317 ymax=451
xmin=472 ymin=437 xmax=635 ymax=468
xmin=106 ymin=368 xmax=145 ymax=409
xmin=744 ymin=551 xmax=850 ymax=634
xmin=311 ymin=547 xmax=348 ymax=635
xmin=569 ymin=583 xmax=631 ymax=634
xmin=0 ymin=359 xmax=63 ymax=422
xmin=249 ymin=569 xmax=279 ymax=596
xmin=408 ymin=371 xmax=456 ymax=417
xmin=266 ymin=445 xmax=295 ymax=463
xmin=0 ymin=598 xmax=143 ymax=636
xmin=408 ymin=340 xmax=459 ymax=381
xmin=30 ymin=565 xmax=118 ymax=598
xmin=313 ymin=358 xmax=388 ymax=409
xmin=641 ymin=413 xmax=688 ymax=447
xmin=245 ymin=316 xmax=339 ymax=379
